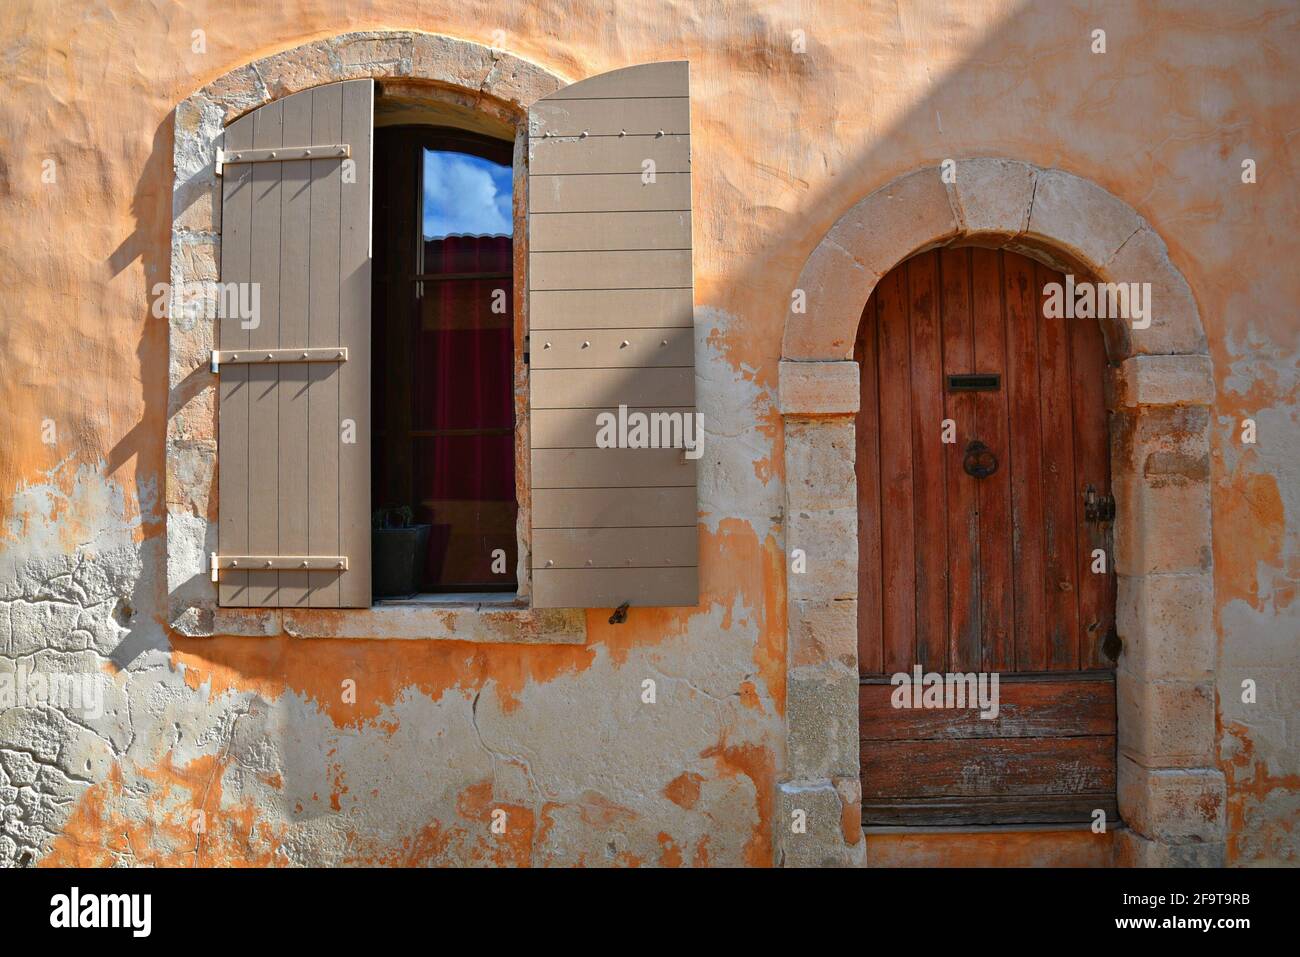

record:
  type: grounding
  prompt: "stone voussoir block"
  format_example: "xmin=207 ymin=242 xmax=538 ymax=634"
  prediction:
xmin=949 ymin=158 xmax=1037 ymax=240
xmin=784 ymin=241 xmax=873 ymax=360
xmin=1103 ymin=226 xmax=1207 ymax=357
xmin=830 ymin=166 xmax=962 ymax=280
xmin=1026 ymin=168 xmax=1143 ymax=270
xmin=251 ymin=42 xmax=340 ymax=100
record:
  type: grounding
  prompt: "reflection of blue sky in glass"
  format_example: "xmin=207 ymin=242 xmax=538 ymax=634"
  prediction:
xmin=422 ymin=149 xmax=512 ymax=240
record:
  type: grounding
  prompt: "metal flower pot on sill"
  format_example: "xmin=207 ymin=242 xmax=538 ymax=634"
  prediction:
xmin=372 ymin=523 xmax=432 ymax=598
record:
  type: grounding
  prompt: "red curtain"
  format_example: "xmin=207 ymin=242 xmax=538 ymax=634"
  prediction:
xmin=413 ymin=234 xmax=515 ymax=588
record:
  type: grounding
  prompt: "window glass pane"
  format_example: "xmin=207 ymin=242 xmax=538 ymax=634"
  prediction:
xmin=422 ymin=149 xmax=512 ymax=244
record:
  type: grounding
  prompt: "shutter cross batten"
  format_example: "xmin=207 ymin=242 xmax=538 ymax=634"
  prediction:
xmin=209 ymin=554 xmax=349 ymax=581
xmin=210 ymin=347 xmax=348 ymax=372
xmin=214 ymin=143 xmax=351 ymax=176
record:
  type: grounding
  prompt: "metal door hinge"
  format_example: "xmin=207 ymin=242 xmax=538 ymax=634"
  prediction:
xmin=215 ymin=144 xmax=350 ymax=176
xmin=1084 ymin=484 xmax=1115 ymax=523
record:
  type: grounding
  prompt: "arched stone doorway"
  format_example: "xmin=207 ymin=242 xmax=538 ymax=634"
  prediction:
xmin=778 ymin=160 xmax=1221 ymax=867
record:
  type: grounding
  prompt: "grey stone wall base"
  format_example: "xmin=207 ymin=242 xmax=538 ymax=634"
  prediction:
xmin=1114 ymin=827 xmax=1226 ymax=867
xmin=776 ymin=780 xmax=865 ymax=867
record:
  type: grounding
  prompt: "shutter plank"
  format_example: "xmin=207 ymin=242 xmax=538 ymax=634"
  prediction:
xmin=338 ymin=78 xmax=373 ymax=607
xmin=531 ymin=288 xmax=694 ymax=329
xmin=247 ymin=99 xmax=283 ymax=607
xmin=534 ymin=568 xmax=697 ymax=607
xmin=533 ymin=526 xmax=697 ymax=568
xmin=530 ymin=211 xmax=691 ymax=252
xmin=532 ymin=328 xmax=693 ymax=369
xmin=532 ymin=487 xmax=695 ymax=528
xmin=531 ymin=368 xmax=694 ymax=409
xmin=532 ymin=406 xmax=695 ymax=448
xmin=217 ymin=113 xmax=254 ymax=606
xmin=531 ymin=249 xmax=691 ymax=290
xmin=530 ymin=97 xmax=689 ymax=137
xmin=544 ymin=61 xmax=689 ymax=100
xmin=306 ymin=84 xmax=344 ymax=607
xmin=277 ymin=91 xmax=313 ymax=607
xmin=529 ymin=134 xmax=690 ymax=175
xmin=532 ymin=448 xmax=696 ymax=488
xmin=529 ymin=173 xmax=691 ymax=214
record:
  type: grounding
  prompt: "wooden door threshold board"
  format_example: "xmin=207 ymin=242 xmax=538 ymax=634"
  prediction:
xmin=862 ymin=823 xmax=1123 ymax=867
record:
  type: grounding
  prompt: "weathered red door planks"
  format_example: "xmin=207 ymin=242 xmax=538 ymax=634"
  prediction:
xmin=855 ymin=247 xmax=1117 ymax=826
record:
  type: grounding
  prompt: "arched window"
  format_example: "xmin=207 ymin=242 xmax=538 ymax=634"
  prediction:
xmin=196 ymin=57 xmax=699 ymax=613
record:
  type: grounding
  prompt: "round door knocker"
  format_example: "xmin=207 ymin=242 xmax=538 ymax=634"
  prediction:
xmin=963 ymin=441 xmax=998 ymax=479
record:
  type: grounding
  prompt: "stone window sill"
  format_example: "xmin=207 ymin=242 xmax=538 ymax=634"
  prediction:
xmin=174 ymin=595 xmax=586 ymax=644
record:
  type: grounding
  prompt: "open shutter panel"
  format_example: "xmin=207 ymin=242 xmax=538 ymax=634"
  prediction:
xmin=216 ymin=79 xmax=373 ymax=608
xmin=528 ymin=61 xmax=699 ymax=609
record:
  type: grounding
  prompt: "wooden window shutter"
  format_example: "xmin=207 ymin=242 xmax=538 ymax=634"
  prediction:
xmin=528 ymin=62 xmax=699 ymax=609
xmin=215 ymin=80 xmax=373 ymax=608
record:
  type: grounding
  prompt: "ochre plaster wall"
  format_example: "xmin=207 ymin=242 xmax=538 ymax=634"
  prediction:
xmin=0 ymin=0 xmax=1294 ymax=866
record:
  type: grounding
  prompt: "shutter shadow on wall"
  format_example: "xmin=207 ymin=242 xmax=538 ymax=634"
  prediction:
xmin=215 ymin=79 xmax=373 ymax=608
xmin=528 ymin=61 xmax=699 ymax=609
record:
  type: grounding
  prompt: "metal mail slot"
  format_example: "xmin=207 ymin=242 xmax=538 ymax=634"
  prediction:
xmin=947 ymin=373 xmax=1001 ymax=392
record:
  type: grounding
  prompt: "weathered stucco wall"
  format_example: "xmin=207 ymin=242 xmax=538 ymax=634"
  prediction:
xmin=0 ymin=0 xmax=1295 ymax=866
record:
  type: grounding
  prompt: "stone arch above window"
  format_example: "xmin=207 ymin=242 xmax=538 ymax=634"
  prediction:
xmin=165 ymin=32 xmax=573 ymax=640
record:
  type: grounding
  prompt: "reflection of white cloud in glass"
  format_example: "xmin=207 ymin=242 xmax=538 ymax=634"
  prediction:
xmin=423 ymin=149 xmax=512 ymax=239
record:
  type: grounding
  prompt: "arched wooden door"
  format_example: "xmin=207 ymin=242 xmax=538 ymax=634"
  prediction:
xmin=856 ymin=247 xmax=1118 ymax=826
